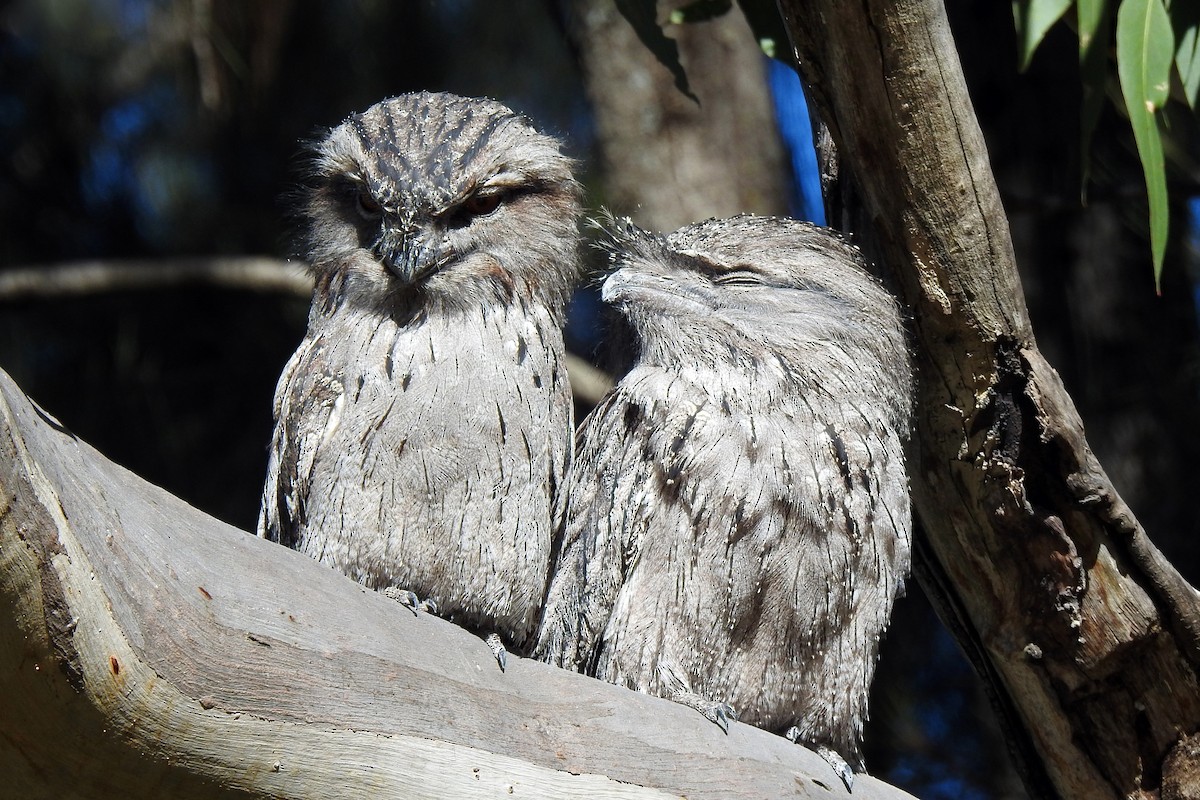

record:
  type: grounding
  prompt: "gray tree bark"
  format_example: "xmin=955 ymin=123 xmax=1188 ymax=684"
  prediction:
xmin=0 ymin=367 xmax=915 ymax=798
xmin=776 ymin=0 xmax=1200 ymax=797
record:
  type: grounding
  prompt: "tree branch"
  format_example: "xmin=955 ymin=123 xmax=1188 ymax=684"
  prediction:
xmin=0 ymin=367 xmax=911 ymax=799
xmin=0 ymin=258 xmax=614 ymax=406
xmin=777 ymin=0 xmax=1200 ymax=796
xmin=568 ymin=0 xmax=790 ymax=231
xmin=0 ymin=257 xmax=313 ymax=298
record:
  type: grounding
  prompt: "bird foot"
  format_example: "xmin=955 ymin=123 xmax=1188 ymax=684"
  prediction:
xmin=673 ymin=690 xmax=738 ymax=734
xmin=785 ymin=728 xmax=855 ymax=792
xmin=484 ymin=632 xmax=508 ymax=672
xmin=382 ymin=587 xmax=439 ymax=617
xmin=656 ymin=663 xmax=737 ymax=733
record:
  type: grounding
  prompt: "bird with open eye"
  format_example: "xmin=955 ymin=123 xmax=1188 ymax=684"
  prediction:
xmin=534 ymin=213 xmax=912 ymax=789
xmin=258 ymin=92 xmax=581 ymax=667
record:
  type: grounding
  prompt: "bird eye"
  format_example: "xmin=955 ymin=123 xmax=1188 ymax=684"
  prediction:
xmin=356 ymin=190 xmax=383 ymax=220
xmin=714 ymin=271 xmax=763 ymax=287
xmin=463 ymin=192 xmax=504 ymax=217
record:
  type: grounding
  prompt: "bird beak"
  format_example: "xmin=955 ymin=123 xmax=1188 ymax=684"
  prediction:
xmin=600 ymin=268 xmax=632 ymax=304
xmin=376 ymin=222 xmax=451 ymax=286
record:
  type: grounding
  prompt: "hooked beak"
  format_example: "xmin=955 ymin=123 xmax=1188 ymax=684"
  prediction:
xmin=374 ymin=221 xmax=454 ymax=286
xmin=600 ymin=268 xmax=631 ymax=304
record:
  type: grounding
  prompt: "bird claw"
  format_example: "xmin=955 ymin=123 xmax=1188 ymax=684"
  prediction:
xmin=654 ymin=663 xmax=737 ymax=734
xmin=672 ymin=691 xmax=738 ymax=735
xmin=785 ymin=728 xmax=855 ymax=792
xmin=816 ymin=746 xmax=855 ymax=792
xmin=485 ymin=632 xmax=507 ymax=672
xmin=382 ymin=587 xmax=438 ymax=617
xmin=706 ymin=701 xmax=739 ymax=734
xmin=382 ymin=587 xmax=420 ymax=616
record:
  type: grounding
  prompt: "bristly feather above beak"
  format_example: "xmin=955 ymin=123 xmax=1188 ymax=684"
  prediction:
xmin=373 ymin=218 xmax=457 ymax=286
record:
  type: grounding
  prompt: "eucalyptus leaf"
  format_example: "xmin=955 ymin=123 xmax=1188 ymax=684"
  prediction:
xmin=1116 ymin=0 xmax=1172 ymax=289
xmin=1013 ymin=0 xmax=1074 ymax=72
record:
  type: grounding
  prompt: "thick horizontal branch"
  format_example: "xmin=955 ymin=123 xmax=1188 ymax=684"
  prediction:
xmin=0 ymin=367 xmax=909 ymax=800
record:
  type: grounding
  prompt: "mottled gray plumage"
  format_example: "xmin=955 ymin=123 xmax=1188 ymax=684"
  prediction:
xmin=535 ymin=214 xmax=911 ymax=774
xmin=258 ymin=92 xmax=580 ymax=650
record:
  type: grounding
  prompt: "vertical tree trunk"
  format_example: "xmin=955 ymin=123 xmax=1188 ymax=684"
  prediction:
xmin=776 ymin=0 xmax=1200 ymax=797
xmin=568 ymin=0 xmax=789 ymax=230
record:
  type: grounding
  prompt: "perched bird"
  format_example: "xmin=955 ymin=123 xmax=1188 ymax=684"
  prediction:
xmin=535 ymin=214 xmax=912 ymax=786
xmin=259 ymin=92 xmax=581 ymax=659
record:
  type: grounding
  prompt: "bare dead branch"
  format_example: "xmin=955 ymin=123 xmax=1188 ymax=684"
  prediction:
xmin=0 ymin=366 xmax=914 ymax=799
xmin=0 ymin=258 xmax=614 ymax=406
xmin=0 ymin=257 xmax=312 ymax=299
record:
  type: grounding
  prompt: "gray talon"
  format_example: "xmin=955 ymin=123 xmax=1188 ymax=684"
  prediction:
xmin=485 ymin=632 xmax=507 ymax=672
xmin=656 ymin=663 xmax=737 ymax=734
xmin=383 ymin=587 xmax=438 ymax=618
xmin=816 ymin=746 xmax=855 ymax=792
xmin=707 ymin=702 xmax=738 ymax=734
xmin=785 ymin=730 xmax=855 ymax=792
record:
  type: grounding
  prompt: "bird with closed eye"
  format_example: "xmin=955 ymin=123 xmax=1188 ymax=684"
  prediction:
xmin=536 ymin=213 xmax=912 ymax=788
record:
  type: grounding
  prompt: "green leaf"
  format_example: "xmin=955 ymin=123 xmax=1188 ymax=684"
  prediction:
xmin=1077 ymin=0 xmax=1108 ymax=48
xmin=1117 ymin=0 xmax=1173 ymax=108
xmin=669 ymin=0 xmax=733 ymax=25
xmin=1117 ymin=0 xmax=1172 ymax=289
xmin=1013 ymin=0 xmax=1074 ymax=72
xmin=1078 ymin=0 xmax=1114 ymax=198
xmin=614 ymin=0 xmax=698 ymax=102
xmin=1170 ymin=0 xmax=1200 ymax=109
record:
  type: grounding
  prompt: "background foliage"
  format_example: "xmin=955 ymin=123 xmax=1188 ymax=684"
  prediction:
xmin=1014 ymin=0 xmax=1199 ymax=288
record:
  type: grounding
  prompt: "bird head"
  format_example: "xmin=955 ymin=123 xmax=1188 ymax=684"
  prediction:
xmin=595 ymin=213 xmax=910 ymax=415
xmin=300 ymin=92 xmax=581 ymax=318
